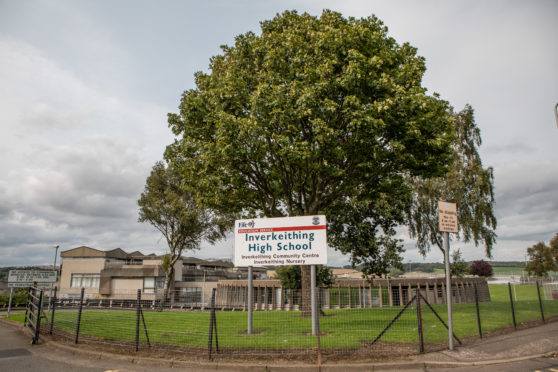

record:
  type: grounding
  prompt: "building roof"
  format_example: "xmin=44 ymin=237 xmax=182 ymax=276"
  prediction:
xmin=331 ymin=268 xmax=364 ymax=279
xmin=128 ymin=251 xmax=145 ymax=257
xmin=61 ymin=246 xmax=130 ymax=259
xmin=60 ymin=247 xmax=233 ymax=268
xmin=182 ymin=257 xmax=233 ymax=268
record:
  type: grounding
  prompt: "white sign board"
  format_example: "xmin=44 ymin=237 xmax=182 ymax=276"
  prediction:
xmin=234 ymin=215 xmax=327 ymax=267
xmin=438 ymin=201 xmax=458 ymax=233
xmin=8 ymin=269 xmax=57 ymax=285
xmin=8 ymin=282 xmax=53 ymax=288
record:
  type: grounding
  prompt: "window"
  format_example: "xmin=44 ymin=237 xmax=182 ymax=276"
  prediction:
xmin=143 ymin=277 xmax=155 ymax=293
xmin=144 ymin=277 xmax=165 ymax=293
xmin=70 ymin=274 xmax=100 ymax=288
xmin=156 ymin=277 xmax=165 ymax=288
xmin=180 ymin=287 xmax=202 ymax=303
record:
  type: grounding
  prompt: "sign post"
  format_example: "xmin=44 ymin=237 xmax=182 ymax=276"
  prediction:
xmin=438 ymin=201 xmax=458 ymax=351
xmin=234 ymin=215 xmax=327 ymax=336
xmin=7 ymin=288 xmax=13 ymax=318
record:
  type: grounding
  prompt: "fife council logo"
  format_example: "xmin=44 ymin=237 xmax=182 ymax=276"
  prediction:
xmin=312 ymin=216 xmax=320 ymax=225
xmin=238 ymin=220 xmax=255 ymax=228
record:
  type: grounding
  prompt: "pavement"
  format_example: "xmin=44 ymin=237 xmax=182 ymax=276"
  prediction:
xmin=410 ymin=320 xmax=558 ymax=370
xmin=0 ymin=315 xmax=557 ymax=371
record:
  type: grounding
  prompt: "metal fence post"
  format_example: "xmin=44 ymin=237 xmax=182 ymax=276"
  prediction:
xmin=507 ymin=282 xmax=517 ymax=330
xmin=33 ymin=289 xmax=43 ymax=344
xmin=311 ymin=265 xmax=318 ymax=336
xmin=50 ymin=286 xmax=57 ymax=335
xmin=24 ymin=287 xmax=31 ymax=327
xmin=474 ymin=284 xmax=482 ymax=338
xmin=248 ymin=266 xmax=253 ymax=334
xmin=536 ymin=280 xmax=545 ymax=323
xmin=75 ymin=287 xmax=85 ymax=344
xmin=416 ymin=288 xmax=424 ymax=353
xmin=208 ymin=288 xmax=218 ymax=360
xmin=136 ymin=289 xmax=141 ymax=352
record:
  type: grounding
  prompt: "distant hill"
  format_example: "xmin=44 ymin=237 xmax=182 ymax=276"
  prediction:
xmin=400 ymin=261 xmax=525 ymax=274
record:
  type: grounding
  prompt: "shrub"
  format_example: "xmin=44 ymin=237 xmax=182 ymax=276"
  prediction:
xmin=469 ymin=260 xmax=493 ymax=277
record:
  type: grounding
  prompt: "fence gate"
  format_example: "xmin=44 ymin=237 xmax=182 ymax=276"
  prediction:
xmin=23 ymin=286 xmax=44 ymax=344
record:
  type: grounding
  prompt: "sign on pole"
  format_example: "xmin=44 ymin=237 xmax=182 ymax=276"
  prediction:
xmin=438 ymin=201 xmax=458 ymax=350
xmin=438 ymin=201 xmax=458 ymax=233
xmin=234 ymin=215 xmax=327 ymax=267
xmin=8 ymin=269 xmax=57 ymax=288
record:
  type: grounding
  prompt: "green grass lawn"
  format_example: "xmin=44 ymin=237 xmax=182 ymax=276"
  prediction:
xmin=491 ymin=266 xmax=526 ymax=275
xmin=6 ymin=284 xmax=558 ymax=350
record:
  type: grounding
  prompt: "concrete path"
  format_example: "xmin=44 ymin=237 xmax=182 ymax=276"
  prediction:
xmin=410 ymin=320 xmax=558 ymax=370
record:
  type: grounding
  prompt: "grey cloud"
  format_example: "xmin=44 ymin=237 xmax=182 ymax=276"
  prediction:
xmin=15 ymin=137 xmax=148 ymax=219
xmin=20 ymin=103 xmax=92 ymax=130
xmin=1 ymin=1 xmax=557 ymax=267
xmin=484 ymin=142 xmax=537 ymax=157
xmin=493 ymin=163 xmax=558 ymax=242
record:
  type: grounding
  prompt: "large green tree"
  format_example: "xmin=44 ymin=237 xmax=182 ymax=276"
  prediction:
xmin=406 ymin=105 xmax=497 ymax=263
xmin=138 ymin=162 xmax=227 ymax=309
xmin=165 ymin=10 xmax=454 ymax=316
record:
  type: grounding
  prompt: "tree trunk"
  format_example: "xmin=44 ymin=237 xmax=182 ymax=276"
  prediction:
xmin=157 ymin=267 xmax=174 ymax=311
xmin=301 ymin=265 xmax=312 ymax=317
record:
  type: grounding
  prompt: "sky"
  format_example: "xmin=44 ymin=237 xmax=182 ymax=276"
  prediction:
xmin=0 ymin=0 xmax=557 ymax=268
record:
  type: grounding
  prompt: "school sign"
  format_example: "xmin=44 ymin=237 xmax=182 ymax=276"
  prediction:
xmin=234 ymin=215 xmax=327 ymax=267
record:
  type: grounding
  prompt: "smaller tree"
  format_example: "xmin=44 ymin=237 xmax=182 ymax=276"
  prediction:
xmin=525 ymin=241 xmax=557 ymax=277
xmin=450 ymin=249 xmax=469 ymax=278
xmin=388 ymin=267 xmax=404 ymax=278
xmin=469 ymin=260 xmax=493 ymax=277
xmin=138 ymin=161 xmax=227 ymax=309
xmin=550 ymin=233 xmax=558 ymax=262
xmin=0 ymin=288 xmax=27 ymax=306
xmin=275 ymin=266 xmax=301 ymax=290
xmin=275 ymin=265 xmax=336 ymax=289
xmin=317 ymin=266 xmax=337 ymax=288
xmin=407 ymin=105 xmax=497 ymax=259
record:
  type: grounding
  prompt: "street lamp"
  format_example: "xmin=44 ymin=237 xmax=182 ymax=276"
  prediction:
xmin=48 ymin=244 xmax=60 ymax=311
xmin=53 ymin=244 xmax=60 ymax=272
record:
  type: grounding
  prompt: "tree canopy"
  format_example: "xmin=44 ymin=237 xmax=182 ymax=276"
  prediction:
xmin=525 ymin=234 xmax=558 ymax=277
xmin=407 ymin=105 xmax=497 ymax=258
xmin=449 ymin=249 xmax=469 ymax=278
xmin=275 ymin=265 xmax=336 ymax=289
xmin=469 ymin=259 xmax=493 ymax=277
xmin=138 ymin=161 xmax=227 ymax=307
xmin=164 ymin=10 xmax=454 ymax=314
